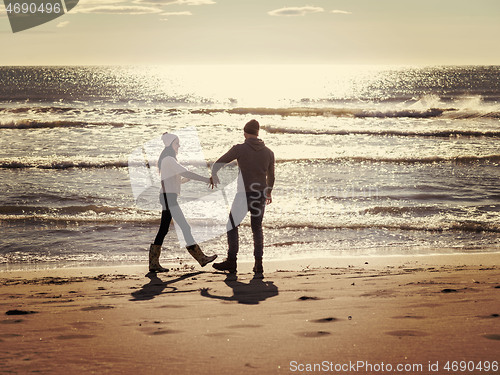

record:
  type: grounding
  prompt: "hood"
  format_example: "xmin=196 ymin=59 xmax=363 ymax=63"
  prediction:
xmin=245 ymin=138 xmax=266 ymax=151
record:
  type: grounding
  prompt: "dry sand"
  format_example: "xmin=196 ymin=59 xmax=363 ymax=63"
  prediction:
xmin=1 ymin=253 xmax=499 ymax=374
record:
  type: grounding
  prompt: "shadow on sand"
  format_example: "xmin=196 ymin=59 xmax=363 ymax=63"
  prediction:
xmin=130 ymin=271 xmax=203 ymax=301
xmin=200 ymin=274 xmax=279 ymax=305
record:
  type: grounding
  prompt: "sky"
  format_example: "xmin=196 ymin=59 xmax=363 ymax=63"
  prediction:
xmin=1 ymin=0 xmax=500 ymax=65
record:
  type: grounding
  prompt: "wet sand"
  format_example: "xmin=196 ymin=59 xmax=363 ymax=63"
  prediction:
xmin=1 ymin=253 xmax=499 ymax=374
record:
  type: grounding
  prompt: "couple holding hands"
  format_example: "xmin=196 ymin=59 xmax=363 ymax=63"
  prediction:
xmin=149 ymin=119 xmax=275 ymax=277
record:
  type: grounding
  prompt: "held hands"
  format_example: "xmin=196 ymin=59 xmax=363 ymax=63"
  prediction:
xmin=208 ymin=176 xmax=218 ymax=189
xmin=208 ymin=175 xmax=271 ymax=205
xmin=208 ymin=175 xmax=220 ymax=189
xmin=212 ymin=174 xmax=220 ymax=185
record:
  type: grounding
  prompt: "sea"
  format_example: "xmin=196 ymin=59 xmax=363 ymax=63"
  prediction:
xmin=0 ymin=65 xmax=499 ymax=270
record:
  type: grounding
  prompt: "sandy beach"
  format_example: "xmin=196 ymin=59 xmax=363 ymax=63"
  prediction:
xmin=0 ymin=253 xmax=498 ymax=374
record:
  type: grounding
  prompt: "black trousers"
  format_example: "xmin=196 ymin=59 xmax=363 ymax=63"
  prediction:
xmin=154 ymin=193 xmax=196 ymax=246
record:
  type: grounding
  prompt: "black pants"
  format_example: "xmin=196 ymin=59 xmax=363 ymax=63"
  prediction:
xmin=154 ymin=193 xmax=196 ymax=247
xmin=227 ymin=191 xmax=266 ymax=258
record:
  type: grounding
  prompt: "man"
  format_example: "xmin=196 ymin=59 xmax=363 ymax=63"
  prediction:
xmin=211 ymin=119 xmax=275 ymax=276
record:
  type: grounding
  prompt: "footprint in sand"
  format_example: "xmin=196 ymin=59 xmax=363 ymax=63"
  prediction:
xmin=0 ymin=319 xmax=24 ymax=324
xmin=406 ymin=303 xmax=442 ymax=308
xmin=139 ymin=327 xmax=181 ymax=336
xmin=137 ymin=321 xmax=182 ymax=336
xmin=483 ymin=334 xmax=500 ymax=341
xmin=478 ymin=314 xmax=499 ymax=319
xmin=56 ymin=334 xmax=96 ymax=340
xmin=386 ymin=330 xmax=428 ymax=337
xmin=5 ymin=309 xmax=37 ymax=315
xmin=298 ymin=296 xmax=320 ymax=301
xmin=295 ymin=331 xmax=331 ymax=338
xmin=150 ymin=330 xmax=181 ymax=336
xmin=311 ymin=317 xmax=338 ymax=323
xmin=156 ymin=304 xmax=185 ymax=309
xmin=81 ymin=305 xmax=114 ymax=311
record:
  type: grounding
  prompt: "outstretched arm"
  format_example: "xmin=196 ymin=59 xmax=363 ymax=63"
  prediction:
xmin=180 ymin=170 xmax=210 ymax=184
xmin=211 ymin=146 xmax=238 ymax=185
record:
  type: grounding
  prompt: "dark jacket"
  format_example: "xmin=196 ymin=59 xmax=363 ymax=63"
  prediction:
xmin=212 ymin=138 xmax=275 ymax=193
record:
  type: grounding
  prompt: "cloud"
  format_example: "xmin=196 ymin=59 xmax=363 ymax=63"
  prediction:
xmin=76 ymin=5 xmax=162 ymax=14
xmin=160 ymin=11 xmax=193 ymax=16
xmin=56 ymin=21 xmax=70 ymax=28
xmin=268 ymin=6 xmax=324 ymax=17
xmin=331 ymin=9 xmax=352 ymax=15
xmin=159 ymin=10 xmax=192 ymax=20
xmin=133 ymin=0 xmax=215 ymax=5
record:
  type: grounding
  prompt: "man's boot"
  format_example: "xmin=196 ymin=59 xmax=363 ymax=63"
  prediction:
xmin=253 ymin=256 xmax=263 ymax=278
xmin=186 ymin=244 xmax=217 ymax=267
xmin=149 ymin=244 xmax=168 ymax=273
xmin=212 ymin=257 xmax=237 ymax=273
xmin=253 ymin=256 xmax=263 ymax=273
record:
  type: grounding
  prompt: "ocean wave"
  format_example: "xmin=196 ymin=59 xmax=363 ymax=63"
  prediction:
xmin=262 ymin=125 xmax=500 ymax=138
xmin=360 ymin=206 xmax=443 ymax=216
xmin=0 ymin=204 xmax=138 ymax=216
xmin=2 ymin=210 xmax=498 ymax=234
xmin=0 ymin=160 xmax=128 ymax=169
xmin=223 ymin=107 xmax=449 ymax=118
xmin=0 ymin=215 xmax=159 ymax=225
xmin=278 ymin=155 xmax=500 ymax=165
xmin=0 ymin=204 xmax=158 ymax=224
xmin=265 ymin=222 xmax=500 ymax=233
xmin=0 ymin=119 xmax=128 ymax=129
xmin=0 ymin=106 xmax=80 ymax=114
xmin=2 ymin=154 xmax=498 ymax=169
xmin=224 ymin=107 xmax=500 ymax=119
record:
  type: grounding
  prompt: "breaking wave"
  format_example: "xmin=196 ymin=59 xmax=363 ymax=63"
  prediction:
xmin=262 ymin=125 xmax=500 ymax=138
xmin=2 ymin=154 xmax=499 ymax=169
xmin=266 ymin=222 xmax=500 ymax=234
xmin=278 ymin=155 xmax=500 ymax=165
xmin=0 ymin=204 xmax=157 ymax=224
xmin=2 ymin=204 xmax=498 ymax=234
xmin=0 ymin=119 xmax=128 ymax=129
xmin=0 ymin=159 xmax=128 ymax=169
xmin=223 ymin=106 xmax=500 ymax=119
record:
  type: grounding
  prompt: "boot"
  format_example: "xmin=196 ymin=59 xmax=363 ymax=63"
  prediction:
xmin=186 ymin=244 xmax=217 ymax=267
xmin=149 ymin=244 xmax=168 ymax=273
xmin=253 ymin=256 xmax=263 ymax=274
xmin=212 ymin=257 xmax=237 ymax=273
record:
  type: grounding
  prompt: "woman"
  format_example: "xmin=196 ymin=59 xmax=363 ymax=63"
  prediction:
xmin=149 ymin=132 xmax=217 ymax=272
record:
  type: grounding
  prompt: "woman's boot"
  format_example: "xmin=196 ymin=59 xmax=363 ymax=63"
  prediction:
xmin=186 ymin=244 xmax=217 ymax=267
xmin=149 ymin=244 xmax=168 ymax=273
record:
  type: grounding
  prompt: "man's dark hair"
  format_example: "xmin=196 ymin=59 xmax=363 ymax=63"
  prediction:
xmin=244 ymin=119 xmax=260 ymax=135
